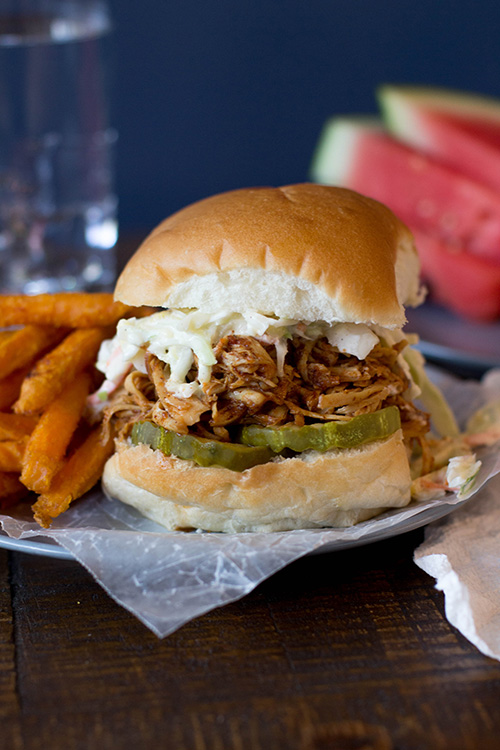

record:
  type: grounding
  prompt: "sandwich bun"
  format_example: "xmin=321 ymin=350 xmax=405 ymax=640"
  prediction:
xmin=115 ymin=184 xmax=423 ymax=328
xmin=103 ymin=184 xmax=425 ymax=532
xmin=102 ymin=430 xmax=411 ymax=533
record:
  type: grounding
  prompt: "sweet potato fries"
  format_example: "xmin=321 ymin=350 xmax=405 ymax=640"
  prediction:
xmin=0 ymin=292 xmax=138 ymax=527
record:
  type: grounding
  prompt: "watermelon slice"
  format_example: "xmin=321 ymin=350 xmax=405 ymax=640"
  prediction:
xmin=310 ymin=117 xmax=500 ymax=264
xmin=379 ymin=85 xmax=500 ymax=193
xmin=411 ymin=228 xmax=500 ymax=321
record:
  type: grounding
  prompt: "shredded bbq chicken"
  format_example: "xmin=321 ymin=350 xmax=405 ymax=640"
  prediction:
xmin=104 ymin=334 xmax=432 ymax=471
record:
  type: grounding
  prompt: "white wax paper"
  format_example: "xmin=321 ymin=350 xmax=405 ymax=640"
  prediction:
xmin=415 ymin=475 xmax=500 ymax=660
xmin=1 ymin=368 xmax=500 ymax=638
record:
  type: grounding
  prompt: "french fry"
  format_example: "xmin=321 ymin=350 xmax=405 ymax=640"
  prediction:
xmin=32 ymin=426 xmax=114 ymax=528
xmin=0 ymin=440 xmax=26 ymax=472
xmin=0 ymin=472 xmax=29 ymax=510
xmin=0 ymin=413 xmax=38 ymax=441
xmin=0 ymin=292 xmax=133 ymax=523
xmin=21 ymin=372 xmax=91 ymax=494
xmin=0 ymin=367 xmax=32 ymax=411
xmin=14 ymin=326 xmax=112 ymax=415
xmin=0 ymin=292 xmax=136 ymax=524
xmin=0 ymin=292 xmax=134 ymax=328
xmin=0 ymin=325 xmax=66 ymax=380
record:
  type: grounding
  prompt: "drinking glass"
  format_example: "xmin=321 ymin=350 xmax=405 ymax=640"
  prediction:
xmin=0 ymin=0 xmax=117 ymax=293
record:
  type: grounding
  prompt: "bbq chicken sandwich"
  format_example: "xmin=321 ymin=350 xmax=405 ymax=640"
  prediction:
xmin=97 ymin=184 xmax=467 ymax=532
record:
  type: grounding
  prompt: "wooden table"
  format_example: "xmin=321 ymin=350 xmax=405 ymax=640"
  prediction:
xmin=2 ymin=237 xmax=500 ymax=749
xmin=2 ymin=527 xmax=500 ymax=750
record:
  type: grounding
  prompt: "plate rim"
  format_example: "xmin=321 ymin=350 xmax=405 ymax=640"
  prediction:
xmin=0 ymin=497 xmax=467 ymax=560
xmin=0 ymin=533 xmax=73 ymax=559
xmin=406 ymin=301 xmax=500 ymax=373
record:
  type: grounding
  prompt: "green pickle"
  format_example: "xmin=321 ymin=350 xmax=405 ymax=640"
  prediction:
xmin=131 ymin=421 xmax=275 ymax=472
xmin=131 ymin=406 xmax=401 ymax=472
xmin=239 ymin=406 xmax=401 ymax=453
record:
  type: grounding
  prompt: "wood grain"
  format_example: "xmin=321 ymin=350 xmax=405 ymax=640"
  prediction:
xmin=1 ymin=529 xmax=499 ymax=750
xmin=0 ymin=550 xmax=22 ymax=750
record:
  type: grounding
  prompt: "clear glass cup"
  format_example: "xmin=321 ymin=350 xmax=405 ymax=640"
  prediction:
xmin=0 ymin=0 xmax=117 ymax=293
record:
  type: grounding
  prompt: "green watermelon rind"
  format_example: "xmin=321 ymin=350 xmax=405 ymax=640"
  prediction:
xmin=378 ymin=84 xmax=500 ymax=127
xmin=378 ymin=84 xmax=500 ymax=155
xmin=377 ymin=85 xmax=500 ymax=192
xmin=310 ymin=116 xmax=383 ymax=185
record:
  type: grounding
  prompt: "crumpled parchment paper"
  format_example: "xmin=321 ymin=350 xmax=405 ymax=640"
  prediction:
xmin=414 ymin=472 xmax=500 ymax=660
xmin=1 ymin=368 xmax=500 ymax=638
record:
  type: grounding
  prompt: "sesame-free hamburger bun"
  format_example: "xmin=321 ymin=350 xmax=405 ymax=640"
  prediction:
xmin=102 ymin=184 xmax=426 ymax=532
xmin=115 ymin=184 xmax=422 ymax=327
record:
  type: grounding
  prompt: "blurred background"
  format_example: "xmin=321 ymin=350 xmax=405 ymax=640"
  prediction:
xmin=108 ymin=0 xmax=500 ymax=231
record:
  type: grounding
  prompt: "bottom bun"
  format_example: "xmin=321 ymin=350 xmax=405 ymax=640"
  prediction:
xmin=102 ymin=429 xmax=412 ymax=533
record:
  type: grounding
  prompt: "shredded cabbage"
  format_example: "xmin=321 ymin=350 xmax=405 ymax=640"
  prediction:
xmin=403 ymin=347 xmax=459 ymax=437
xmin=96 ymin=309 xmax=412 ymax=398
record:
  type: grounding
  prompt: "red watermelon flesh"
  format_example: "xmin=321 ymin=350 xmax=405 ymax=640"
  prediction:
xmin=311 ymin=118 xmax=500 ymax=263
xmin=379 ymin=86 xmax=500 ymax=193
xmin=411 ymin=227 xmax=500 ymax=321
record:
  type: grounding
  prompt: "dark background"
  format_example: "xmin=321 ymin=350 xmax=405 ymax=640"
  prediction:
xmin=108 ymin=1 xmax=500 ymax=231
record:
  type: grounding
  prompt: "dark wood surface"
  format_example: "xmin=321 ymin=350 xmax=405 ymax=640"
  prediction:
xmin=2 ymin=528 xmax=500 ymax=750
xmin=1 ymin=236 xmax=500 ymax=749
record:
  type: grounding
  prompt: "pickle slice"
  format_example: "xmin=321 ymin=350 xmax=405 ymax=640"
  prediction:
xmin=131 ymin=421 xmax=275 ymax=471
xmin=239 ymin=406 xmax=401 ymax=453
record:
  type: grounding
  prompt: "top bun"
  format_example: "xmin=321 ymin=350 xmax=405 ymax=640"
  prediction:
xmin=115 ymin=184 xmax=423 ymax=328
